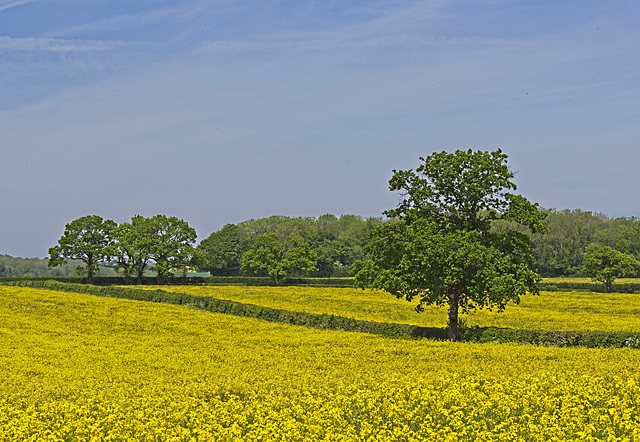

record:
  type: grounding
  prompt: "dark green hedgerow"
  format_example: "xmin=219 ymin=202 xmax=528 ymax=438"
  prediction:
xmin=0 ymin=275 xmax=355 ymax=287
xmin=538 ymin=282 xmax=640 ymax=294
xmin=3 ymin=276 xmax=640 ymax=291
xmin=2 ymin=280 xmax=639 ymax=348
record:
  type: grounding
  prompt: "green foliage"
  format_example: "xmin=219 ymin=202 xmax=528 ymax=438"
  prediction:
xmin=197 ymin=214 xmax=381 ymax=277
xmin=530 ymin=209 xmax=608 ymax=277
xmin=48 ymin=215 xmax=197 ymax=284
xmin=148 ymin=215 xmax=198 ymax=283
xmin=241 ymin=233 xmax=317 ymax=284
xmin=0 ymin=255 xmax=116 ymax=277
xmin=538 ymin=281 xmax=640 ymax=293
xmin=196 ymin=224 xmax=243 ymax=276
xmin=107 ymin=215 xmax=158 ymax=284
xmin=581 ymin=245 xmax=640 ymax=291
xmin=48 ymin=215 xmax=118 ymax=283
xmin=527 ymin=210 xmax=640 ymax=277
xmin=355 ymin=149 xmax=546 ymax=341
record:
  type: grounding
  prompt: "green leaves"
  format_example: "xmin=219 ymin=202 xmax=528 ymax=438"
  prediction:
xmin=197 ymin=224 xmax=243 ymax=276
xmin=48 ymin=215 xmax=117 ymax=283
xmin=49 ymin=215 xmax=197 ymax=284
xmin=356 ymin=149 xmax=544 ymax=340
xmin=581 ymin=245 xmax=640 ymax=291
xmin=241 ymin=233 xmax=318 ymax=284
xmin=147 ymin=215 xmax=197 ymax=282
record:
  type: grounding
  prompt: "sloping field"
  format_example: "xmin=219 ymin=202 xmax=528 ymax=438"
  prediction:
xmin=158 ymin=285 xmax=640 ymax=332
xmin=2 ymin=286 xmax=640 ymax=440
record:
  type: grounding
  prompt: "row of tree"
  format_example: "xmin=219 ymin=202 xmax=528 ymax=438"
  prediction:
xmin=0 ymin=254 xmax=118 ymax=278
xmin=48 ymin=215 xmax=197 ymax=284
xmin=44 ymin=210 xmax=640 ymax=284
xmin=196 ymin=210 xmax=640 ymax=280
xmin=529 ymin=209 xmax=640 ymax=277
xmin=45 ymin=213 xmax=382 ymax=283
xmin=196 ymin=215 xmax=383 ymax=278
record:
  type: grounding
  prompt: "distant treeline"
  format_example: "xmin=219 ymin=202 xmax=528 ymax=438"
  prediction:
xmin=0 ymin=254 xmax=116 ymax=278
xmin=197 ymin=215 xmax=383 ymax=278
xmin=198 ymin=210 xmax=640 ymax=279
xmin=3 ymin=209 xmax=640 ymax=279
xmin=522 ymin=209 xmax=640 ymax=277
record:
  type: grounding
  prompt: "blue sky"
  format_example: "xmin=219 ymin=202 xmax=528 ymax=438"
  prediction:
xmin=1 ymin=0 xmax=639 ymax=257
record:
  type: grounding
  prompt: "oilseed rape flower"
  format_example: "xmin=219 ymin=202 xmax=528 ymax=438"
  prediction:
xmin=1 ymin=286 xmax=640 ymax=440
xmin=159 ymin=284 xmax=640 ymax=332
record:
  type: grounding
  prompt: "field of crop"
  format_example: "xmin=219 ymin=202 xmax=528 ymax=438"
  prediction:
xmin=157 ymin=285 xmax=640 ymax=332
xmin=2 ymin=285 xmax=640 ymax=440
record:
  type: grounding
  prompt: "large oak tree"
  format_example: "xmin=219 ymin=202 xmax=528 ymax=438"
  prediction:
xmin=355 ymin=149 xmax=546 ymax=341
xmin=48 ymin=215 xmax=117 ymax=283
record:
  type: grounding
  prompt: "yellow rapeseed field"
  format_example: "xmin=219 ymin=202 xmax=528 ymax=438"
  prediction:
xmin=2 ymin=286 xmax=640 ymax=440
xmin=158 ymin=285 xmax=640 ymax=332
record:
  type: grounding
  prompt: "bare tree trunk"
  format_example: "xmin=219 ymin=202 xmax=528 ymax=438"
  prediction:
xmin=86 ymin=257 xmax=94 ymax=285
xmin=448 ymin=288 xmax=460 ymax=341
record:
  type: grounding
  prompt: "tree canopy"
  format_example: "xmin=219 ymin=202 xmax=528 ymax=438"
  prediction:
xmin=147 ymin=215 xmax=198 ymax=283
xmin=107 ymin=215 xmax=159 ymax=284
xmin=355 ymin=149 xmax=547 ymax=341
xmin=241 ymin=233 xmax=317 ymax=284
xmin=48 ymin=215 xmax=117 ymax=283
xmin=197 ymin=215 xmax=381 ymax=277
xmin=49 ymin=215 xmax=197 ymax=283
xmin=581 ymin=245 xmax=640 ymax=292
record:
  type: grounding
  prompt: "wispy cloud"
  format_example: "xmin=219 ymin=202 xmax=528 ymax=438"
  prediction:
xmin=0 ymin=0 xmax=35 ymax=12
xmin=44 ymin=7 xmax=177 ymax=39
xmin=43 ymin=0 xmax=229 ymax=40
xmin=0 ymin=35 xmax=127 ymax=52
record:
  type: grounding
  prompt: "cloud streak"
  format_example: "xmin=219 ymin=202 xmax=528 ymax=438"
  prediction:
xmin=0 ymin=35 xmax=128 ymax=52
xmin=0 ymin=0 xmax=35 ymax=12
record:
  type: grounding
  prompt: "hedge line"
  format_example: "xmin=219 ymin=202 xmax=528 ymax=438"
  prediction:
xmin=459 ymin=326 xmax=640 ymax=348
xmin=6 ymin=276 xmax=640 ymax=292
xmin=1 ymin=279 xmax=434 ymax=339
xmin=0 ymin=276 xmax=355 ymax=287
xmin=538 ymin=282 xmax=640 ymax=294
xmin=2 ymin=279 xmax=640 ymax=349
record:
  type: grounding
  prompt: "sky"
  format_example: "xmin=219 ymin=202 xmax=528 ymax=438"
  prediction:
xmin=1 ymin=0 xmax=639 ymax=258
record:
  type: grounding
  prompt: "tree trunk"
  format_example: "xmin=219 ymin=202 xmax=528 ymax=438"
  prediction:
xmin=447 ymin=288 xmax=460 ymax=341
xmin=86 ymin=257 xmax=94 ymax=284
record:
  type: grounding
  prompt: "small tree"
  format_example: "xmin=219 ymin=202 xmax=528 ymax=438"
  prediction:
xmin=581 ymin=244 xmax=640 ymax=292
xmin=241 ymin=233 xmax=317 ymax=284
xmin=355 ymin=149 xmax=546 ymax=341
xmin=107 ymin=215 xmax=157 ymax=284
xmin=148 ymin=215 xmax=197 ymax=283
xmin=48 ymin=215 xmax=117 ymax=283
